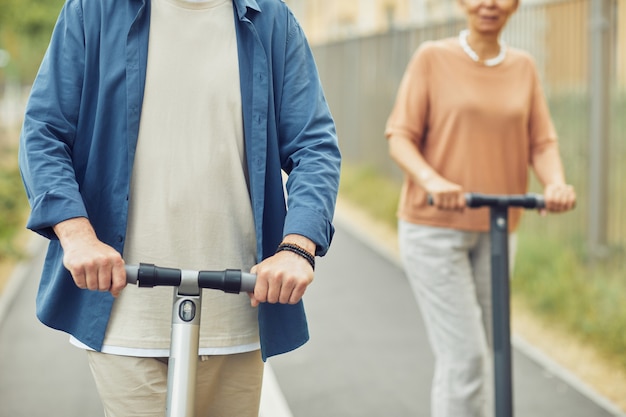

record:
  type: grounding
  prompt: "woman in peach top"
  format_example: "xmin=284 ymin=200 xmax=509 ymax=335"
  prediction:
xmin=385 ymin=1 xmax=576 ymax=416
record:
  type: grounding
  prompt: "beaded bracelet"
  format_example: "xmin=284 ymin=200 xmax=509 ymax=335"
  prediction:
xmin=276 ymin=242 xmax=315 ymax=271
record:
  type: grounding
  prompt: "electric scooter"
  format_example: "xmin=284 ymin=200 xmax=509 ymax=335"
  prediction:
xmin=431 ymin=192 xmax=545 ymax=417
xmin=465 ymin=192 xmax=545 ymax=417
xmin=124 ymin=263 xmax=256 ymax=417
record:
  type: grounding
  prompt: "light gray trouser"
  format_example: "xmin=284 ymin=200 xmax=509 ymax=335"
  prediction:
xmin=399 ymin=221 xmax=517 ymax=417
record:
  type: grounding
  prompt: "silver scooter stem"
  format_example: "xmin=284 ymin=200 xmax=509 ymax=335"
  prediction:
xmin=166 ymin=270 xmax=201 ymax=417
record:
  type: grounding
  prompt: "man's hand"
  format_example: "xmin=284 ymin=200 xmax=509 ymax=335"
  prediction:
xmin=249 ymin=234 xmax=315 ymax=307
xmin=53 ymin=217 xmax=126 ymax=297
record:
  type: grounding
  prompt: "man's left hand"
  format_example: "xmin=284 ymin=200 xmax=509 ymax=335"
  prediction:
xmin=249 ymin=235 xmax=315 ymax=307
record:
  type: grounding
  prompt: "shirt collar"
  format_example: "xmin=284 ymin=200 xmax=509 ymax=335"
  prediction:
xmin=133 ymin=0 xmax=261 ymax=14
xmin=232 ymin=0 xmax=261 ymax=19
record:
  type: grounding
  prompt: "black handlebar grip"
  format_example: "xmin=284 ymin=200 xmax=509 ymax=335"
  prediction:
xmin=535 ymin=194 xmax=546 ymax=209
xmin=427 ymin=193 xmax=545 ymax=209
xmin=126 ymin=263 xmax=181 ymax=287
xmin=464 ymin=193 xmax=494 ymax=208
xmin=466 ymin=193 xmax=545 ymax=209
xmin=198 ymin=269 xmax=255 ymax=294
xmin=222 ymin=269 xmax=243 ymax=294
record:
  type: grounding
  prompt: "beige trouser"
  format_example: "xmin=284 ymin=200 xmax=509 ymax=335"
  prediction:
xmin=86 ymin=350 xmax=264 ymax=417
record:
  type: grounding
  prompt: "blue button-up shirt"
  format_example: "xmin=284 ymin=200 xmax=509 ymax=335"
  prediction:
xmin=18 ymin=0 xmax=340 ymax=360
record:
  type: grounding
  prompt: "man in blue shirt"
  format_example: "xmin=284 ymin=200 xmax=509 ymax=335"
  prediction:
xmin=19 ymin=0 xmax=340 ymax=415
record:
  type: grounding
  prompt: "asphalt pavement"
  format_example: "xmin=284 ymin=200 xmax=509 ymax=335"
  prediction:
xmin=0 ymin=236 xmax=103 ymax=417
xmin=1 ymin=220 xmax=624 ymax=417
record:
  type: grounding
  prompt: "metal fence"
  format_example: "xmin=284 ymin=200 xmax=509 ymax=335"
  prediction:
xmin=312 ymin=0 xmax=625 ymax=258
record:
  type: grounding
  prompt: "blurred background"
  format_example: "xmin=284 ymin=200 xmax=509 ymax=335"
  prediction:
xmin=283 ymin=0 xmax=626 ymax=403
xmin=0 ymin=0 xmax=624 ymax=412
xmin=0 ymin=0 xmax=65 ymax=275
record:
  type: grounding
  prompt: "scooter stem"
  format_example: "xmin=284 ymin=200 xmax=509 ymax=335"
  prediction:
xmin=490 ymin=206 xmax=514 ymax=417
xmin=166 ymin=269 xmax=201 ymax=417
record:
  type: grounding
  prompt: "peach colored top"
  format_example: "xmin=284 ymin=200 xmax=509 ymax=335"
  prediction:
xmin=385 ymin=37 xmax=559 ymax=232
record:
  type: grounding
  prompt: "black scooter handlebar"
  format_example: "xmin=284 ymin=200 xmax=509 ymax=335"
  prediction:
xmin=428 ymin=192 xmax=545 ymax=209
xmin=125 ymin=263 xmax=256 ymax=294
xmin=465 ymin=193 xmax=545 ymax=209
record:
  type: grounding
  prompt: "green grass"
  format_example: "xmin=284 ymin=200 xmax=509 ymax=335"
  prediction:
xmin=339 ymin=161 xmax=626 ymax=372
xmin=513 ymin=234 xmax=626 ymax=369
xmin=339 ymin=163 xmax=400 ymax=230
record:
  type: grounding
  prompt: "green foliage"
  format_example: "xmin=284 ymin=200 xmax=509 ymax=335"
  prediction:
xmin=512 ymin=233 xmax=626 ymax=369
xmin=0 ymin=145 xmax=28 ymax=260
xmin=0 ymin=0 xmax=66 ymax=82
xmin=339 ymin=162 xmax=400 ymax=229
xmin=2 ymin=0 xmax=58 ymax=36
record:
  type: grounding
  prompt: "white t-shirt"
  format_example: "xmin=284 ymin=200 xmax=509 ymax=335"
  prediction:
xmin=72 ymin=0 xmax=260 ymax=357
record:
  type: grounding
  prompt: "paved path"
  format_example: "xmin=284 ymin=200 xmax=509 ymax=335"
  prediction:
xmin=269 ymin=222 xmax=624 ymax=417
xmin=0 ymin=237 xmax=102 ymax=417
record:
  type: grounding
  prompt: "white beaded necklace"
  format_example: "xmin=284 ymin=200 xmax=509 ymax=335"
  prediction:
xmin=459 ymin=29 xmax=507 ymax=67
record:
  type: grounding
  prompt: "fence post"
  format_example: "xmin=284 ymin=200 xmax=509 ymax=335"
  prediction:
xmin=588 ymin=0 xmax=612 ymax=257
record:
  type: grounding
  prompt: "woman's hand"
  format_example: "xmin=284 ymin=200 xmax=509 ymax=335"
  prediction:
xmin=388 ymin=134 xmax=465 ymax=211
xmin=423 ymin=173 xmax=466 ymax=211
xmin=543 ymin=183 xmax=576 ymax=213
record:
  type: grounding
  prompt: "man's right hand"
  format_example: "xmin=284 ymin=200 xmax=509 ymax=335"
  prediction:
xmin=53 ymin=217 xmax=126 ymax=297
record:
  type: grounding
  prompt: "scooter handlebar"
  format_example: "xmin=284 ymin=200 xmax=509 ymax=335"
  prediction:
xmin=124 ymin=263 xmax=256 ymax=294
xmin=465 ymin=193 xmax=545 ymax=209
xmin=427 ymin=192 xmax=545 ymax=209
